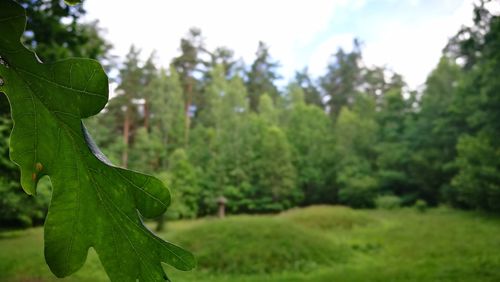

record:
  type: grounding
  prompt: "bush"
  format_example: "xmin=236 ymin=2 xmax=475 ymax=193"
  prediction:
xmin=338 ymin=174 xmax=378 ymax=208
xmin=414 ymin=199 xmax=428 ymax=213
xmin=375 ymin=195 xmax=402 ymax=210
xmin=339 ymin=186 xmax=377 ymax=208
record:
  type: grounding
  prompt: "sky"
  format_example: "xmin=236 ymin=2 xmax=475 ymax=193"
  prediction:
xmin=83 ymin=0 xmax=485 ymax=90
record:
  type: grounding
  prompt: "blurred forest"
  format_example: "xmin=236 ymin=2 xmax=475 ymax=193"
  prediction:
xmin=1 ymin=0 xmax=500 ymax=228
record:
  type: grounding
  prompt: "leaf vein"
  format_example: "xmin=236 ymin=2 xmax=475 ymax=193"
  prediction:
xmin=16 ymin=67 xmax=106 ymax=98
xmin=116 ymin=171 xmax=168 ymax=209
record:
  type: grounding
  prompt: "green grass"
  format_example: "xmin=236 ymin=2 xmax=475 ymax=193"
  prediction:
xmin=170 ymin=215 xmax=349 ymax=274
xmin=1 ymin=206 xmax=500 ymax=282
xmin=279 ymin=205 xmax=377 ymax=230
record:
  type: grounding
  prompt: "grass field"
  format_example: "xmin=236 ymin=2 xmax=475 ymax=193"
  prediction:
xmin=1 ymin=206 xmax=500 ymax=282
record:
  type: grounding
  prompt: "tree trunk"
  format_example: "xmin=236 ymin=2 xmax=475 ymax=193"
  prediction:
xmin=122 ymin=106 xmax=130 ymax=168
xmin=143 ymin=99 xmax=150 ymax=131
xmin=156 ymin=213 xmax=166 ymax=232
xmin=184 ymin=81 xmax=193 ymax=147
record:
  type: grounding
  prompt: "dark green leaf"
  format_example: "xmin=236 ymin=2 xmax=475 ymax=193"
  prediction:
xmin=0 ymin=0 xmax=195 ymax=281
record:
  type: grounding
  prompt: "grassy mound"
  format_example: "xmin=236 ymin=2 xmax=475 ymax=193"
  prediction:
xmin=170 ymin=216 xmax=349 ymax=274
xmin=280 ymin=205 xmax=376 ymax=230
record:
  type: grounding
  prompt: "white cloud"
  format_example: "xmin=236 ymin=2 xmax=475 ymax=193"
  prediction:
xmin=84 ymin=0 xmax=476 ymax=90
xmin=361 ymin=0 xmax=474 ymax=88
xmin=84 ymin=0 xmax=362 ymax=79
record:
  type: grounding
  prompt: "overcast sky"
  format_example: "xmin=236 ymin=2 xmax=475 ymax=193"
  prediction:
xmin=83 ymin=0 xmax=489 ymax=89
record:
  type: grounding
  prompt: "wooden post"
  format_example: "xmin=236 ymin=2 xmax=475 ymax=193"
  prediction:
xmin=217 ymin=196 xmax=227 ymax=218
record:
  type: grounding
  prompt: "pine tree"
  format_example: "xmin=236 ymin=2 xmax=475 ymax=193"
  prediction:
xmin=246 ymin=41 xmax=280 ymax=111
xmin=320 ymin=40 xmax=363 ymax=119
xmin=294 ymin=68 xmax=324 ymax=108
xmin=173 ymin=28 xmax=205 ymax=146
xmin=113 ymin=46 xmax=143 ymax=168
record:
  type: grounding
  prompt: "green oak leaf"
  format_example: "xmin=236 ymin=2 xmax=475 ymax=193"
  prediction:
xmin=0 ymin=0 xmax=195 ymax=281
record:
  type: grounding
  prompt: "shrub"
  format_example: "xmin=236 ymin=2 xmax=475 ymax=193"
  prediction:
xmin=338 ymin=174 xmax=378 ymax=208
xmin=414 ymin=199 xmax=428 ymax=213
xmin=375 ymin=195 xmax=402 ymax=210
